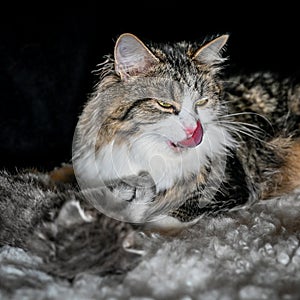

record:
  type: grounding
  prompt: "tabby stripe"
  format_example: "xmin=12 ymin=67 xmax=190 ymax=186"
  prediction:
xmin=113 ymin=98 xmax=152 ymax=121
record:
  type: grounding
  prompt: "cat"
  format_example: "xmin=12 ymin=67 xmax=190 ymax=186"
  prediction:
xmin=72 ymin=33 xmax=300 ymax=234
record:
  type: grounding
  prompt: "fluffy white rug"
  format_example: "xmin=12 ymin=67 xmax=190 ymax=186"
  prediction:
xmin=1 ymin=170 xmax=300 ymax=300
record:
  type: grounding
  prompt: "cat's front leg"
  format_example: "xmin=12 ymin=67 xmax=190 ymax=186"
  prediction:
xmin=106 ymin=172 xmax=156 ymax=223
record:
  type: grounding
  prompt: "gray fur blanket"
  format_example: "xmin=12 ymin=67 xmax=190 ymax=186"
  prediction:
xmin=1 ymin=168 xmax=300 ymax=299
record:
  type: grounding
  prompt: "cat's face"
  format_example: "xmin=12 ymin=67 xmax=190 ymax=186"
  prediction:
xmin=99 ymin=33 xmax=227 ymax=150
xmin=109 ymin=75 xmax=223 ymax=155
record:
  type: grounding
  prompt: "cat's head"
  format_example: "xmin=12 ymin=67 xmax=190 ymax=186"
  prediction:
xmin=93 ymin=33 xmax=231 ymax=156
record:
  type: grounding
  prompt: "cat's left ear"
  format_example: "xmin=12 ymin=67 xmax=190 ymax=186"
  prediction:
xmin=114 ymin=33 xmax=159 ymax=80
xmin=192 ymin=35 xmax=229 ymax=65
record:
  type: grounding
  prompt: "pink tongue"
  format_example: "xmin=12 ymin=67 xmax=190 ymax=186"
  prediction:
xmin=177 ymin=120 xmax=203 ymax=148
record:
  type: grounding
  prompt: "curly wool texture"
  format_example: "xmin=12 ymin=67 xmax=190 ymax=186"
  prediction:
xmin=1 ymin=170 xmax=300 ymax=299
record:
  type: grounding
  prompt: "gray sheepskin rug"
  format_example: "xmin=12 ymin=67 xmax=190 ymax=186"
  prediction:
xmin=1 ymin=166 xmax=300 ymax=300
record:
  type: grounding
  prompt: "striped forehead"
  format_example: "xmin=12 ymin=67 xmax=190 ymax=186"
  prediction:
xmin=156 ymin=80 xmax=203 ymax=114
xmin=154 ymin=43 xmax=207 ymax=94
xmin=137 ymin=78 xmax=201 ymax=106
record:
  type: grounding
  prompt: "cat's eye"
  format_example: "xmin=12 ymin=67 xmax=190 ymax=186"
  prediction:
xmin=157 ymin=100 xmax=173 ymax=108
xmin=195 ymin=97 xmax=209 ymax=107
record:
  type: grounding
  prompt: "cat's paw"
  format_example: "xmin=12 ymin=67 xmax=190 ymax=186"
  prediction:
xmin=108 ymin=172 xmax=155 ymax=202
xmin=126 ymin=171 xmax=156 ymax=203
xmin=107 ymin=172 xmax=156 ymax=223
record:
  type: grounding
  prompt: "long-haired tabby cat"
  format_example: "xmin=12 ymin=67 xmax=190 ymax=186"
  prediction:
xmin=72 ymin=33 xmax=300 ymax=234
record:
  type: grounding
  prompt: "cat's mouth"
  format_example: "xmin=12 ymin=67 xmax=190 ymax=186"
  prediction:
xmin=168 ymin=120 xmax=203 ymax=151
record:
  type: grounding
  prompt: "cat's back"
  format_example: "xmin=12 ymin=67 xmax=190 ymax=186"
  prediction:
xmin=223 ymin=71 xmax=300 ymax=137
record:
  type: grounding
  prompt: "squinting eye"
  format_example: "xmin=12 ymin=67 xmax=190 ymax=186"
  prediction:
xmin=195 ymin=97 xmax=209 ymax=107
xmin=157 ymin=100 xmax=173 ymax=108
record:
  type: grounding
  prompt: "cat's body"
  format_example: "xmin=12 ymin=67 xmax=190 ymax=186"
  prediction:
xmin=72 ymin=33 xmax=300 ymax=232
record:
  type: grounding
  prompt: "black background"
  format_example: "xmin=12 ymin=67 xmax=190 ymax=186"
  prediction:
xmin=1 ymin=3 xmax=299 ymax=171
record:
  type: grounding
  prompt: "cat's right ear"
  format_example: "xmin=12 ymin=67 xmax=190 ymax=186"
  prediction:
xmin=114 ymin=33 xmax=159 ymax=80
xmin=192 ymin=34 xmax=229 ymax=65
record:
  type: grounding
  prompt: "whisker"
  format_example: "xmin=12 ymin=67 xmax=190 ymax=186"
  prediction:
xmin=218 ymin=112 xmax=274 ymax=130
xmin=218 ymin=123 xmax=270 ymax=144
xmin=218 ymin=120 xmax=264 ymax=131
xmin=217 ymin=120 xmax=266 ymax=136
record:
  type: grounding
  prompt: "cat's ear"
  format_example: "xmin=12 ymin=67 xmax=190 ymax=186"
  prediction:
xmin=192 ymin=35 xmax=229 ymax=65
xmin=114 ymin=33 xmax=159 ymax=80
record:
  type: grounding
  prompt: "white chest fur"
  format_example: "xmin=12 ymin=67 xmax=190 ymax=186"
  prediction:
xmin=94 ymin=122 xmax=233 ymax=192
